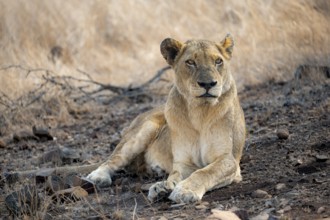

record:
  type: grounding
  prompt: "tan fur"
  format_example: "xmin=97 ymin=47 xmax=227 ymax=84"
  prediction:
xmin=87 ymin=34 xmax=246 ymax=203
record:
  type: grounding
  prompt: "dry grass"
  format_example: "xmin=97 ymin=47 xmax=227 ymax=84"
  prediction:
xmin=0 ymin=0 xmax=329 ymax=137
xmin=0 ymin=0 xmax=329 ymax=98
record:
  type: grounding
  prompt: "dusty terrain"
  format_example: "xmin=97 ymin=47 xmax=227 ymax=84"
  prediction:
xmin=0 ymin=65 xmax=329 ymax=219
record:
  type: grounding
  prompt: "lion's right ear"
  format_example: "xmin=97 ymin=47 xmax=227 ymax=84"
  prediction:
xmin=218 ymin=34 xmax=234 ymax=60
xmin=160 ymin=38 xmax=183 ymax=66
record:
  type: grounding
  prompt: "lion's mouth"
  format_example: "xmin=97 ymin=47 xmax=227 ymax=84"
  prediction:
xmin=198 ymin=93 xmax=217 ymax=98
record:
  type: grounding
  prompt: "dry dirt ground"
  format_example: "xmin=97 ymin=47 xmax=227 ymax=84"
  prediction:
xmin=0 ymin=65 xmax=329 ymax=219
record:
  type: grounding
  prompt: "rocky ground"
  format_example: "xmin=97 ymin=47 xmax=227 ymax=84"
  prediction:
xmin=0 ymin=65 xmax=329 ymax=220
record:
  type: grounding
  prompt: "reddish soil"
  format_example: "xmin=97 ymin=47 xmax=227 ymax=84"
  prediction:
xmin=0 ymin=65 xmax=329 ymax=219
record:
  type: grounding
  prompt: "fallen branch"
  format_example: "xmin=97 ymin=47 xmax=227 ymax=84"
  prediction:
xmin=0 ymin=64 xmax=171 ymax=106
xmin=3 ymin=163 xmax=102 ymax=184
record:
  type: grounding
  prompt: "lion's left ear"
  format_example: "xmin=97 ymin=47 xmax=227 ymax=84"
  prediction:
xmin=218 ymin=34 xmax=234 ymax=59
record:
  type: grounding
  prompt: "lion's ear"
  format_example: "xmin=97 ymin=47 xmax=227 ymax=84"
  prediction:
xmin=160 ymin=38 xmax=183 ymax=66
xmin=219 ymin=34 xmax=234 ymax=59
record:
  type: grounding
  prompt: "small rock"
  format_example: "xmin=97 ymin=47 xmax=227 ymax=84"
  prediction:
xmin=158 ymin=217 xmax=168 ymax=220
xmin=195 ymin=204 xmax=207 ymax=210
xmin=35 ymin=168 xmax=55 ymax=184
xmin=55 ymin=186 xmax=88 ymax=201
xmin=296 ymin=158 xmax=303 ymax=166
xmin=80 ymin=177 xmax=96 ymax=194
xmin=283 ymin=205 xmax=292 ymax=212
xmin=275 ymin=183 xmax=286 ymax=191
xmin=206 ymin=209 xmax=242 ymax=220
xmin=140 ymin=183 xmax=154 ymax=191
xmin=0 ymin=139 xmax=6 ymax=148
xmin=13 ymin=131 xmax=39 ymax=142
xmin=315 ymin=154 xmax=328 ymax=162
xmin=317 ymin=206 xmax=326 ymax=214
xmin=60 ymin=147 xmax=81 ymax=164
xmin=265 ymin=199 xmax=274 ymax=208
xmin=262 ymin=208 xmax=276 ymax=215
xmin=64 ymin=174 xmax=95 ymax=194
xmin=251 ymin=189 xmax=271 ymax=198
xmin=32 ymin=126 xmax=53 ymax=141
xmin=5 ymin=185 xmax=40 ymax=216
xmin=133 ymin=182 xmax=142 ymax=193
xmin=201 ymin=201 xmax=210 ymax=206
xmin=47 ymin=175 xmax=66 ymax=192
xmin=241 ymin=154 xmax=253 ymax=164
xmin=3 ymin=172 xmax=19 ymax=184
xmin=279 ymin=198 xmax=289 ymax=208
xmin=250 ymin=212 xmax=269 ymax=220
xmin=233 ymin=210 xmax=249 ymax=220
xmin=277 ymin=205 xmax=291 ymax=214
xmin=277 ymin=129 xmax=289 ymax=140
xmin=39 ymin=148 xmax=62 ymax=165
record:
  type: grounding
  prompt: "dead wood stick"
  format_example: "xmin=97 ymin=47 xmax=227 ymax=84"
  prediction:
xmin=4 ymin=162 xmax=103 ymax=184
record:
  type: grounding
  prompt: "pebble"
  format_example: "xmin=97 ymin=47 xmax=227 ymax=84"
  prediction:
xmin=206 ymin=209 xmax=241 ymax=220
xmin=265 ymin=199 xmax=273 ymax=208
xmin=0 ymin=139 xmax=6 ymax=148
xmin=32 ymin=125 xmax=54 ymax=141
xmin=317 ymin=206 xmax=326 ymax=214
xmin=277 ymin=205 xmax=291 ymax=214
xmin=241 ymin=154 xmax=253 ymax=164
xmin=315 ymin=154 xmax=328 ymax=162
xmin=13 ymin=130 xmax=39 ymax=142
xmin=5 ymin=185 xmax=40 ymax=216
xmin=250 ymin=212 xmax=269 ymax=220
xmin=251 ymin=189 xmax=271 ymax=198
xmin=140 ymin=183 xmax=153 ymax=191
xmin=195 ymin=204 xmax=207 ymax=210
xmin=277 ymin=129 xmax=289 ymax=140
xmin=279 ymin=198 xmax=289 ymax=208
xmin=275 ymin=183 xmax=286 ymax=191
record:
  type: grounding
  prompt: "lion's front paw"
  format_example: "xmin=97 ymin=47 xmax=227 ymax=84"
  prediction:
xmin=148 ymin=181 xmax=173 ymax=202
xmin=86 ymin=166 xmax=112 ymax=188
xmin=169 ymin=183 xmax=202 ymax=203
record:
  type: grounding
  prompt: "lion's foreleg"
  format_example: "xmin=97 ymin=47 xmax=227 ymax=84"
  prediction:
xmin=169 ymin=155 xmax=239 ymax=203
xmin=87 ymin=120 xmax=160 ymax=187
xmin=148 ymin=162 xmax=195 ymax=201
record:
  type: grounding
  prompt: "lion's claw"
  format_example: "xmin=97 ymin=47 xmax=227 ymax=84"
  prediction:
xmin=86 ymin=167 xmax=112 ymax=188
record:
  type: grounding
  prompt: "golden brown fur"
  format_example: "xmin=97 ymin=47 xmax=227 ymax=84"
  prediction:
xmin=87 ymin=34 xmax=246 ymax=203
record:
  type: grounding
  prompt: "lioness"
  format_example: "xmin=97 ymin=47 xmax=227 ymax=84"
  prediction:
xmin=87 ymin=34 xmax=245 ymax=203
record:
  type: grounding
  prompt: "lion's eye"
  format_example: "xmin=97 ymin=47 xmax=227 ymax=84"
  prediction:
xmin=185 ymin=59 xmax=196 ymax=66
xmin=215 ymin=58 xmax=223 ymax=66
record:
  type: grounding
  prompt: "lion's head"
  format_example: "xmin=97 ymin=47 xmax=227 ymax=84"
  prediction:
xmin=160 ymin=35 xmax=234 ymax=105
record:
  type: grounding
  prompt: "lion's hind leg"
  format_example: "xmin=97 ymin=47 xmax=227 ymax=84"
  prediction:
xmin=87 ymin=110 xmax=165 ymax=187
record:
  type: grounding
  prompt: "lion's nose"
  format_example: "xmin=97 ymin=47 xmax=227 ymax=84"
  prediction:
xmin=197 ymin=81 xmax=217 ymax=90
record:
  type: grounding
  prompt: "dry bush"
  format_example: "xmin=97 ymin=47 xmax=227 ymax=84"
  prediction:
xmin=0 ymin=0 xmax=329 ymax=134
